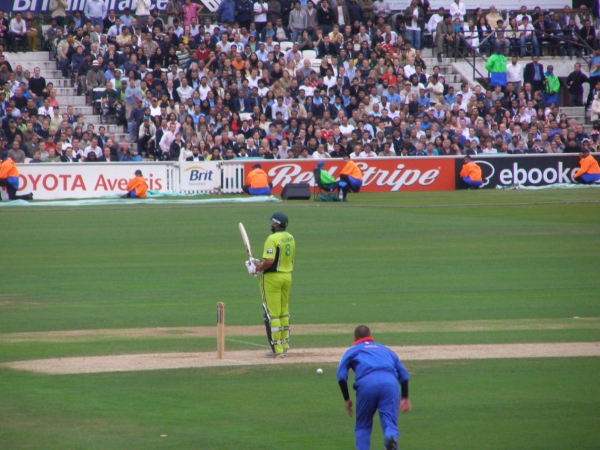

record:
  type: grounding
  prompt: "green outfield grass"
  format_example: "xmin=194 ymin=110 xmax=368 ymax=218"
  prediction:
xmin=1 ymin=189 xmax=599 ymax=449
xmin=1 ymin=358 xmax=598 ymax=450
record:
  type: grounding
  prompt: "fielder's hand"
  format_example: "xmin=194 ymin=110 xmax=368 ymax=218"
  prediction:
xmin=400 ymin=398 xmax=412 ymax=413
xmin=245 ymin=260 xmax=257 ymax=276
xmin=345 ymin=399 xmax=353 ymax=417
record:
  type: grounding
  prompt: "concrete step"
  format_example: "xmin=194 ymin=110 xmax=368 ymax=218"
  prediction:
xmin=40 ymin=69 xmax=65 ymax=78
xmin=44 ymin=78 xmax=74 ymax=88
xmin=52 ymin=96 xmax=88 ymax=106
xmin=88 ymin=123 xmax=124 ymax=133
xmin=71 ymin=106 xmax=95 ymax=115
xmin=561 ymin=107 xmax=587 ymax=115
xmin=54 ymin=87 xmax=78 ymax=98
xmin=16 ymin=61 xmax=57 ymax=71
xmin=5 ymin=51 xmax=50 ymax=62
xmin=52 ymin=87 xmax=78 ymax=96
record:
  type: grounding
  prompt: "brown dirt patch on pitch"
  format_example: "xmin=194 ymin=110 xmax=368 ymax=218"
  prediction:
xmin=2 ymin=318 xmax=598 ymax=343
xmin=3 ymin=342 xmax=599 ymax=375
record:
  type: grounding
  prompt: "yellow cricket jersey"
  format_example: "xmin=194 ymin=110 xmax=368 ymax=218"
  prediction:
xmin=263 ymin=230 xmax=295 ymax=273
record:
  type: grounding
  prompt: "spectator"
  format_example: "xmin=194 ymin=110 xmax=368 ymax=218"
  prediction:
xmin=543 ymin=65 xmax=560 ymax=106
xmin=289 ymin=2 xmax=308 ymax=43
xmin=373 ymin=0 xmax=391 ymax=20
xmin=8 ymin=12 xmax=27 ymax=52
xmin=518 ymin=17 xmax=539 ymax=57
xmin=49 ymin=0 xmax=67 ymax=28
xmin=486 ymin=48 xmax=506 ymax=88
xmin=252 ymin=0 xmax=269 ymax=33
xmin=436 ymin=14 xmax=455 ymax=62
xmin=450 ymin=0 xmax=466 ymax=22
xmin=84 ymin=0 xmax=108 ymax=30
xmin=7 ymin=140 xmax=25 ymax=163
xmin=566 ymin=63 xmax=589 ymax=106
xmin=404 ymin=0 xmax=424 ymax=50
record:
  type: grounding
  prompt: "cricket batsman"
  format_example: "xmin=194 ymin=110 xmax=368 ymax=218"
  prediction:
xmin=337 ymin=325 xmax=411 ymax=450
xmin=246 ymin=212 xmax=295 ymax=358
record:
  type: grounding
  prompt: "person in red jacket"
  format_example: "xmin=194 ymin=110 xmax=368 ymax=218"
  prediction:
xmin=122 ymin=169 xmax=148 ymax=198
xmin=339 ymin=155 xmax=363 ymax=200
xmin=459 ymin=155 xmax=483 ymax=189
xmin=242 ymin=163 xmax=272 ymax=195
xmin=573 ymin=149 xmax=600 ymax=184
xmin=0 ymin=150 xmax=33 ymax=201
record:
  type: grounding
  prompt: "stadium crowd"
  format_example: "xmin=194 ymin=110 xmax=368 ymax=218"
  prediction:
xmin=0 ymin=1 xmax=598 ymax=165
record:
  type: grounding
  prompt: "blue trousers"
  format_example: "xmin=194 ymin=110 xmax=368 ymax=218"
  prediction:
xmin=575 ymin=173 xmax=600 ymax=184
xmin=90 ymin=18 xmax=104 ymax=29
xmin=405 ymin=29 xmax=422 ymax=50
xmin=462 ymin=176 xmax=482 ymax=188
xmin=355 ymin=373 xmax=399 ymax=450
xmin=543 ymin=93 xmax=558 ymax=106
xmin=248 ymin=187 xmax=270 ymax=195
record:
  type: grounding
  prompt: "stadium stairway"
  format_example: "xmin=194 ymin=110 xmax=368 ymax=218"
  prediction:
xmin=6 ymin=51 xmax=133 ymax=150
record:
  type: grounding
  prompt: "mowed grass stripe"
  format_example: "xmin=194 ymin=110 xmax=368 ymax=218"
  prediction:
xmin=2 ymin=317 xmax=598 ymax=343
xmin=4 ymin=342 xmax=600 ymax=374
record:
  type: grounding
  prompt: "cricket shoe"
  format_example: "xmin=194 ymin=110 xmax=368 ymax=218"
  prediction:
xmin=384 ymin=437 xmax=398 ymax=450
xmin=264 ymin=351 xmax=286 ymax=358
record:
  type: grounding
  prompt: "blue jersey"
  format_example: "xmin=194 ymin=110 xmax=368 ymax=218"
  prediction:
xmin=337 ymin=340 xmax=409 ymax=388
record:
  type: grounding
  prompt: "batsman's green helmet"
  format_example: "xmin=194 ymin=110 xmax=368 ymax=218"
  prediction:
xmin=270 ymin=212 xmax=289 ymax=228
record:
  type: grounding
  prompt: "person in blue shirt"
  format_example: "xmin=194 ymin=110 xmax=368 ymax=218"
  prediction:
xmin=444 ymin=86 xmax=456 ymax=105
xmin=337 ymin=325 xmax=411 ymax=450
xmin=216 ymin=0 xmax=235 ymax=24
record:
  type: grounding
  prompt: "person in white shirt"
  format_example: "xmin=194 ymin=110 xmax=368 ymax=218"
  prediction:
xmin=299 ymin=78 xmax=315 ymax=97
xmin=339 ymin=117 xmax=354 ymax=137
xmin=506 ymin=56 xmax=523 ymax=93
xmin=177 ymin=78 xmax=194 ymax=102
xmin=427 ymin=6 xmax=445 ymax=36
xmin=312 ymin=144 xmax=332 ymax=158
xmin=198 ymin=77 xmax=212 ymax=100
xmin=518 ymin=17 xmax=539 ymax=56
xmin=253 ymin=0 xmax=268 ymax=33
xmin=9 ymin=12 xmax=27 ymax=52
xmin=459 ymin=82 xmax=472 ymax=106
xmin=247 ymin=69 xmax=261 ymax=89
xmin=480 ymin=139 xmax=497 ymax=153
xmin=159 ymin=122 xmax=178 ymax=156
xmin=132 ymin=0 xmax=151 ymax=23
xmin=149 ymin=98 xmax=162 ymax=116
xmin=427 ymin=75 xmax=444 ymax=104
xmin=84 ymin=138 xmax=102 ymax=158
xmin=515 ymin=6 xmax=531 ymax=25
xmin=403 ymin=58 xmax=417 ymax=80
xmin=373 ymin=0 xmax=391 ymax=19
xmin=323 ymin=70 xmax=338 ymax=90
xmin=359 ymin=145 xmax=378 ymax=157
xmin=449 ymin=0 xmax=466 ymax=22
xmin=404 ymin=0 xmax=423 ymax=50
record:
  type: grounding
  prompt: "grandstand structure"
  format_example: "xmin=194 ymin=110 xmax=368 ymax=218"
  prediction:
xmin=0 ymin=6 xmax=596 ymax=165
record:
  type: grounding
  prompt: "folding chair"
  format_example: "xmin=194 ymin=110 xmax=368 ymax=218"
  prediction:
xmin=313 ymin=167 xmax=340 ymax=201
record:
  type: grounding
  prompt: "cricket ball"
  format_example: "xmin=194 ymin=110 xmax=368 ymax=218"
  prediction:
xmin=317 ymin=368 xmax=323 ymax=374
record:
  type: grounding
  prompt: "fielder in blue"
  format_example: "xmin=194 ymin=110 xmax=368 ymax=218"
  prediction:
xmin=337 ymin=325 xmax=411 ymax=450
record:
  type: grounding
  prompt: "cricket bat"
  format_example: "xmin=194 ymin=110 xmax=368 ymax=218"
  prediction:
xmin=239 ymin=223 xmax=259 ymax=265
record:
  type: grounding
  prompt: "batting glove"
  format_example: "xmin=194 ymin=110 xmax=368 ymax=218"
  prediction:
xmin=245 ymin=260 xmax=257 ymax=276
